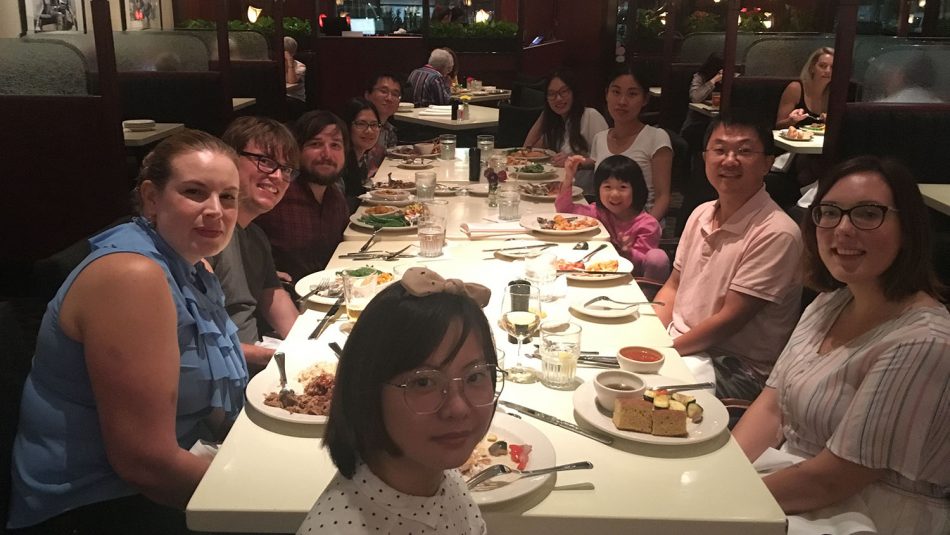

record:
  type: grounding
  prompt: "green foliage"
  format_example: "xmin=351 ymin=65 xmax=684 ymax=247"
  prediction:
xmin=177 ymin=18 xmax=215 ymax=30
xmin=428 ymin=21 xmax=518 ymax=39
xmin=634 ymin=8 xmax=665 ymax=40
xmin=685 ymin=10 xmax=722 ymax=34
xmin=738 ymin=7 xmax=767 ymax=32
xmin=283 ymin=17 xmax=312 ymax=40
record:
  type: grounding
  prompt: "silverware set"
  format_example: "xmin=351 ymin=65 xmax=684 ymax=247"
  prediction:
xmin=583 ymin=296 xmax=664 ymax=310
xmin=466 ymin=461 xmax=593 ymax=490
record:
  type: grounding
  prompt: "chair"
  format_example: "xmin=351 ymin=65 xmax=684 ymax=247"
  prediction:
xmin=496 ymin=103 xmax=543 ymax=148
xmin=511 ymin=77 xmax=547 ymax=107
xmin=517 ymin=87 xmax=547 ymax=109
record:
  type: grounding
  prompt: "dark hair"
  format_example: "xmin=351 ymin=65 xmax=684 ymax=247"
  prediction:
xmin=133 ymin=129 xmax=237 ymax=214
xmin=221 ymin=116 xmax=300 ymax=169
xmin=801 ymin=155 xmax=943 ymax=301
xmin=291 ymin=110 xmax=350 ymax=156
xmin=365 ymin=72 xmax=402 ymax=95
xmin=324 ymin=281 xmax=499 ymax=478
xmin=340 ymin=98 xmax=380 ymax=197
xmin=540 ymin=69 xmax=589 ymax=155
xmin=702 ymin=111 xmax=777 ymax=155
xmin=441 ymin=47 xmax=459 ymax=81
xmin=342 ymin=97 xmax=381 ymax=130
xmin=606 ymin=63 xmax=652 ymax=94
xmin=698 ymin=52 xmax=724 ymax=82
xmin=593 ymin=155 xmax=649 ymax=213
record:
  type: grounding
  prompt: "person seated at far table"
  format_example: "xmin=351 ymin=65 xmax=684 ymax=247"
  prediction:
xmin=283 ymin=36 xmax=306 ymax=103
xmin=255 ymin=111 xmax=350 ymax=282
xmin=340 ymin=97 xmax=383 ymax=212
xmin=408 ymin=48 xmax=454 ymax=107
xmin=558 ymin=154 xmax=669 ymax=282
xmin=680 ymin=52 xmax=724 ymax=153
xmin=297 ymin=268 xmax=498 ymax=534
xmin=524 ymin=69 xmax=608 ymax=168
xmin=776 ymin=47 xmax=834 ymax=130
xmin=364 ymin=72 xmax=403 ymax=169
xmin=653 ymin=113 xmax=804 ymax=400
xmin=732 ymin=156 xmax=949 ymax=534
xmin=209 ymin=117 xmax=301 ymax=374
xmin=7 ymin=130 xmax=247 ymax=534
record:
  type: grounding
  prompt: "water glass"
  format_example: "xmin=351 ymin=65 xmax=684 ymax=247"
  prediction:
xmin=524 ymin=252 xmax=558 ymax=302
xmin=418 ymin=220 xmax=446 ymax=257
xmin=477 ymin=135 xmax=495 ymax=168
xmin=497 ymin=190 xmax=520 ymax=221
xmin=342 ymin=271 xmax=378 ymax=321
xmin=540 ymin=321 xmax=582 ymax=390
xmin=439 ymin=134 xmax=457 ymax=160
xmin=415 ymin=171 xmax=437 ymax=201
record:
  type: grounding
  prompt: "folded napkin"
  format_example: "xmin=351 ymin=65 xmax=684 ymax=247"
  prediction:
xmin=460 ymin=221 xmax=524 ymax=237
xmin=753 ymin=447 xmax=805 ymax=474
xmin=419 ymin=109 xmax=452 ymax=116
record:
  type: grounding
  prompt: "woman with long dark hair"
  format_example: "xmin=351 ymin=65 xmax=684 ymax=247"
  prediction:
xmin=339 ymin=97 xmax=382 ymax=211
xmin=524 ymin=69 xmax=608 ymax=168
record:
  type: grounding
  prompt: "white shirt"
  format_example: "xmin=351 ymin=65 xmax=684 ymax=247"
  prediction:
xmin=297 ymin=461 xmax=487 ymax=535
xmin=590 ymin=125 xmax=671 ymax=209
xmin=557 ymin=107 xmax=609 ymax=155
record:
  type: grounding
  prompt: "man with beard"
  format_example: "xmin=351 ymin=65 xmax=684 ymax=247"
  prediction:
xmin=209 ymin=117 xmax=300 ymax=372
xmin=256 ymin=111 xmax=350 ymax=282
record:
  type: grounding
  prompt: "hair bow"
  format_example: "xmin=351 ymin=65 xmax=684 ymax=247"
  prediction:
xmin=400 ymin=267 xmax=491 ymax=307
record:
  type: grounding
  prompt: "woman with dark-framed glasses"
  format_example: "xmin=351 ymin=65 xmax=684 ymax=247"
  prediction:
xmin=297 ymin=267 xmax=499 ymax=534
xmin=340 ymin=97 xmax=383 ymax=211
xmin=733 ymin=156 xmax=949 ymax=533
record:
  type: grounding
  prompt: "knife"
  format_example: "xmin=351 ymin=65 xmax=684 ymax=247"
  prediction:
xmin=309 ymin=297 xmax=343 ymax=340
xmin=482 ymin=243 xmax=555 ymax=253
xmin=499 ymin=401 xmax=613 ymax=445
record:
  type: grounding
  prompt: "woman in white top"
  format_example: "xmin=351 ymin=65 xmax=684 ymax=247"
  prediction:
xmin=733 ymin=156 xmax=949 ymax=534
xmin=524 ymin=69 xmax=608 ymax=168
xmin=590 ymin=64 xmax=673 ymax=221
xmin=297 ymin=268 xmax=501 ymax=535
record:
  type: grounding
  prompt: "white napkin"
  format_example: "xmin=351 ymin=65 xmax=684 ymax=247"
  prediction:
xmin=189 ymin=439 xmax=220 ymax=461
xmin=753 ymin=447 xmax=805 ymax=473
xmin=459 ymin=221 xmax=524 ymax=237
xmin=419 ymin=108 xmax=452 ymax=116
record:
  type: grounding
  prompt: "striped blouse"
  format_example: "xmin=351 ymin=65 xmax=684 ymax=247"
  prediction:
xmin=767 ymin=288 xmax=950 ymax=500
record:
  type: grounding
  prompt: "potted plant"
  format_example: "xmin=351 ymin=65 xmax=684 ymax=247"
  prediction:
xmin=426 ymin=21 xmax=520 ymax=53
xmin=685 ymin=11 xmax=722 ymax=34
xmin=631 ymin=8 xmax=665 ymax=53
xmin=738 ymin=8 xmax=767 ymax=32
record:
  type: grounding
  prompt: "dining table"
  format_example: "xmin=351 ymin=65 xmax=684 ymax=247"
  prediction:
xmin=391 ymin=104 xmax=499 ymax=130
xmin=186 ymin=239 xmax=786 ymax=533
xmin=771 ymin=129 xmax=824 ymax=155
xmin=454 ymin=88 xmax=512 ymax=104
xmin=688 ymin=102 xmax=720 ymax=118
xmin=122 ymin=122 xmax=185 ymax=147
xmin=232 ymin=97 xmax=257 ymax=111
xmin=919 ymin=183 xmax=950 ymax=216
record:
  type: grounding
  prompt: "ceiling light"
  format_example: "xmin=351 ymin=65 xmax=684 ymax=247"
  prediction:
xmin=247 ymin=5 xmax=262 ymax=23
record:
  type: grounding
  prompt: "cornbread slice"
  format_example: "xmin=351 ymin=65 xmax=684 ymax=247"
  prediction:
xmin=612 ymin=398 xmax=653 ymax=433
xmin=652 ymin=409 xmax=687 ymax=437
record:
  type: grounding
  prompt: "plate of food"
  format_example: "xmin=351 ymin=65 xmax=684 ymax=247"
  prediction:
xmin=518 ymin=182 xmax=583 ymax=202
xmin=569 ymin=296 xmax=639 ymax=319
xmin=435 ymin=183 xmax=466 ymax=196
xmin=460 ymin=412 xmax=556 ymax=505
xmin=386 ymin=145 xmax=418 ymax=159
xmin=557 ymin=255 xmax=633 ymax=282
xmin=779 ymin=126 xmax=814 ymax=141
xmin=520 ymin=213 xmax=600 ymax=235
xmin=572 ymin=376 xmax=728 ymax=445
xmin=509 ymin=162 xmax=558 ymax=180
xmin=372 ymin=174 xmax=417 ymax=192
xmin=505 ymin=147 xmax=556 ymax=163
xmin=801 ymin=123 xmax=826 ymax=135
xmin=351 ymin=203 xmax=424 ymax=230
xmin=295 ymin=267 xmax=395 ymax=305
xmin=359 ymin=193 xmax=416 ymax=207
xmin=397 ymin=158 xmax=435 ymax=170
xmin=246 ymin=359 xmax=338 ymax=424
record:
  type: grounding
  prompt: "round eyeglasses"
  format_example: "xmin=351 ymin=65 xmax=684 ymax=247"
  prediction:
xmin=239 ymin=151 xmax=300 ymax=181
xmin=811 ymin=203 xmax=899 ymax=230
xmin=703 ymin=147 xmax=766 ymax=161
xmin=386 ymin=363 xmax=506 ymax=415
xmin=352 ymin=120 xmax=382 ymax=132
xmin=546 ymin=87 xmax=572 ymax=100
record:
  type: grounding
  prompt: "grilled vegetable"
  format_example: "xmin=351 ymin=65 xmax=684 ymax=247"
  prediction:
xmin=672 ymin=392 xmax=695 ymax=405
xmin=687 ymin=402 xmax=704 ymax=423
xmin=669 ymin=400 xmax=687 ymax=412
xmin=653 ymin=393 xmax=670 ymax=409
xmin=488 ymin=440 xmax=509 ymax=456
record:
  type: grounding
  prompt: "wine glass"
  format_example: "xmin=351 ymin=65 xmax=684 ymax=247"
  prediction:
xmin=499 ymin=282 xmax=541 ymax=384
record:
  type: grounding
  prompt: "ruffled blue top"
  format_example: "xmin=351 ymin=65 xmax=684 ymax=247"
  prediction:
xmin=7 ymin=218 xmax=248 ymax=529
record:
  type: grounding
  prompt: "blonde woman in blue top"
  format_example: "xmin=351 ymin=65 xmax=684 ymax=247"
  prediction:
xmin=7 ymin=130 xmax=247 ymax=533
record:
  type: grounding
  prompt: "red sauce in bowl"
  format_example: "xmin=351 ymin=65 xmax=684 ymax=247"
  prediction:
xmin=619 ymin=347 xmax=662 ymax=362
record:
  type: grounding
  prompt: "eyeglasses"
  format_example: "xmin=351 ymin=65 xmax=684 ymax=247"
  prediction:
xmin=373 ymin=87 xmax=402 ymax=100
xmin=352 ymin=120 xmax=382 ymax=132
xmin=704 ymin=147 xmax=766 ymax=161
xmin=386 ymin=363 xmax=506 ymax=415
xmin=810 ymin=203 xmax=898 ymax=230
xmin=546 ymin=87 xmax=572 ymax=100
xmin=239 ymin=151 xmax=300 ymax=181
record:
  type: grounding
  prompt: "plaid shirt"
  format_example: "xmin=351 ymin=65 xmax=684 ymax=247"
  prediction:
xmin=255 ymin=180 xmax=349 ymax=282
xmin=408 ymin=64 xmax=451 ymax=107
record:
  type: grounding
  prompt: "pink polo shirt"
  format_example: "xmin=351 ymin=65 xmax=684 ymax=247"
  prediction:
xmin=671 ymin=186 xmax=803 ymax=377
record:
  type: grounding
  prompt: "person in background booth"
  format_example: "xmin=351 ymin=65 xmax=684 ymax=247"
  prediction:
xmin=733 ymin=156 xmax=949 ymax=534
xmin=524 ymin=69 xmax=608 ymax=168
xmin=408 ymin=49 xmax=454 ymax=107
xmin=297 ymin=268 xmax=498 ymax=534
xmin=7 ymin=130 xmax=247 ymax=533
xmin=284 ymin=36 xmax=306 ymax=103
xmin=680 ymin=52 xmax=724 ymax=153
xmin=776 ymin=47 xmax=834 ymax=130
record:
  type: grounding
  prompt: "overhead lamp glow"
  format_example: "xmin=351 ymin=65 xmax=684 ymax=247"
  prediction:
xmin=247 ymin=5 xmax=262 ymax=23
xmin=918 ymin=0 xmax=926 ymax=7
xmin=474 ymin=9 xmax=490 ymax=23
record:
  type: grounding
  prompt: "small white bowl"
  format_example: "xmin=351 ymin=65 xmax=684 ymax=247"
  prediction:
xmin=398 ymin=102 xmax=414 ymax=110
xmin=617 ymin=346 xmax=665 ymax=374
xmin=593 ymin=370 xmax=645 ymax=410
xmin=413 ymin=142 xmax=437 ymax=156
xmin=369 ymin=189 xmax=410 ymax=202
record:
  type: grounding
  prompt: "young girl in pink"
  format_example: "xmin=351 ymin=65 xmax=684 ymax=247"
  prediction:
xmin=556 ymin=154 xmax=670 ymax=281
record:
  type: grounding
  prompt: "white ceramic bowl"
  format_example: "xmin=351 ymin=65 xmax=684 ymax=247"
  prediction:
xmin=593 ymin=370 xmax=645 ymax=410
xmin=414 ymin=142 xmax=437 ymax=156
xmin=617 ymin=346 xmax=665 ymax=374
xmin=398 ymin=102 xmax=414 ymax=110
xmin=369 ymin=189 xmax=411 ymax=202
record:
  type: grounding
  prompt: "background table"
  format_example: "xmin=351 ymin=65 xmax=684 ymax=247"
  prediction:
xmin=186 ymin=242 xmax=785 ymax=534
xmin=232 ymin=97 xmax=256 ymax=111
xmin=772 ymin=130 xmax=824 ymax=155
xmin=919 ymin=183 xmax=950 ymax=216
xmin=688 ymin=102 xmax=720 ymax=117
xmin=122 ymin=122 xmax=184 ymax=147
xmin=391 ymin=104 xmax=499 ymax=130
xmin=455 ymin=89 xmax=512 ymax=104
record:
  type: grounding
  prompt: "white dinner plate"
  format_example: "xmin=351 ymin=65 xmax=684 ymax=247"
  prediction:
xmin=519 ymin=186 xmax=583 ymax=203
xmin=494 ymin=241 xmax=556 ymax=259
xmin=509 ymin=169 xmax=558 ymax=181
xmin=294 ymin=269 xmax=342 ymax=305
xmin=572 ymin=377 xmax=728 ymax=445
xmin=520 ymin=213 xmax=601 ymax=235
xmin=350 ymin=212 xmax=418 ymax=232
xmin=359 ymin=193 xmax=417 ymax=207
xmin=397 ymin=162 xmax=435 ymax=170
xmin=467 ymin=412 xmax=556 ymax=506
xmin=559 ymin=255 xmax=633 ymax=282
xmin=245 ymin=356 xmax=338 ymax=425
xmin=435 ymin=183 xmax=467 ymax=196
xmin=385 ymin=145 xmax=417 ymax=159
xmin=569 ymin=297 xmax=639 ymax=319
xmin=778 ymin=129 xmax=814 ymax=142
xmin=505 ymin=148 xmax=557 ymax=162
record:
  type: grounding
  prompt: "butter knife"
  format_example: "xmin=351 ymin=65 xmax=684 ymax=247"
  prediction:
xmin=499 ymin=401 xmax=613 ymax=445
xmin=309 ymin=297 xmax=343 ymax=340
xmin=482 ymin=243 xmax=555 ymax=253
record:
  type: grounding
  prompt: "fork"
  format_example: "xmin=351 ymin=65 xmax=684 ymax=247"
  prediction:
xmin=466 ymin=461 xmax=593 ymax=489
xmin=382 ymin=244 xmax=413 ymax=261
xmin=583 ymin=296 xmax=664 ymax=309
xmin=273 ymin=351 xmax=294 ymax=401
xmin=358 ymin=226 xmax=383 ymax=253
xmin=295 ymin=278 xmax=336 ymax=305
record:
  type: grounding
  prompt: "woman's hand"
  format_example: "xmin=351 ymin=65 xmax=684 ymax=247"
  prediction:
xmin=711 ymin=70 xmax=724 ymax=85
xmin=787 ymin=108 xmax=808 ymax=125
xmin=564 ymin=154 xmax=585 ymax=183
xmin=551 ymin=152 xmax=570 ymax=167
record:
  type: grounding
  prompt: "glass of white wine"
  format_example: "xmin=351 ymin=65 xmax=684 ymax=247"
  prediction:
xmin=499 ymin=282 xmax=541 ymax=384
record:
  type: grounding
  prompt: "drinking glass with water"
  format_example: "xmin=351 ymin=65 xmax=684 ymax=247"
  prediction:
xmin=415 ymin=171 xmax=437 ymax=201
xmin=439 ymin=134 xmax=457 ymax=160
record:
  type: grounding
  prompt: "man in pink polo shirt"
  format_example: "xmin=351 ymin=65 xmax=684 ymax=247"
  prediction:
xmin=654 ymin=114 xmax=803 ymax=400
